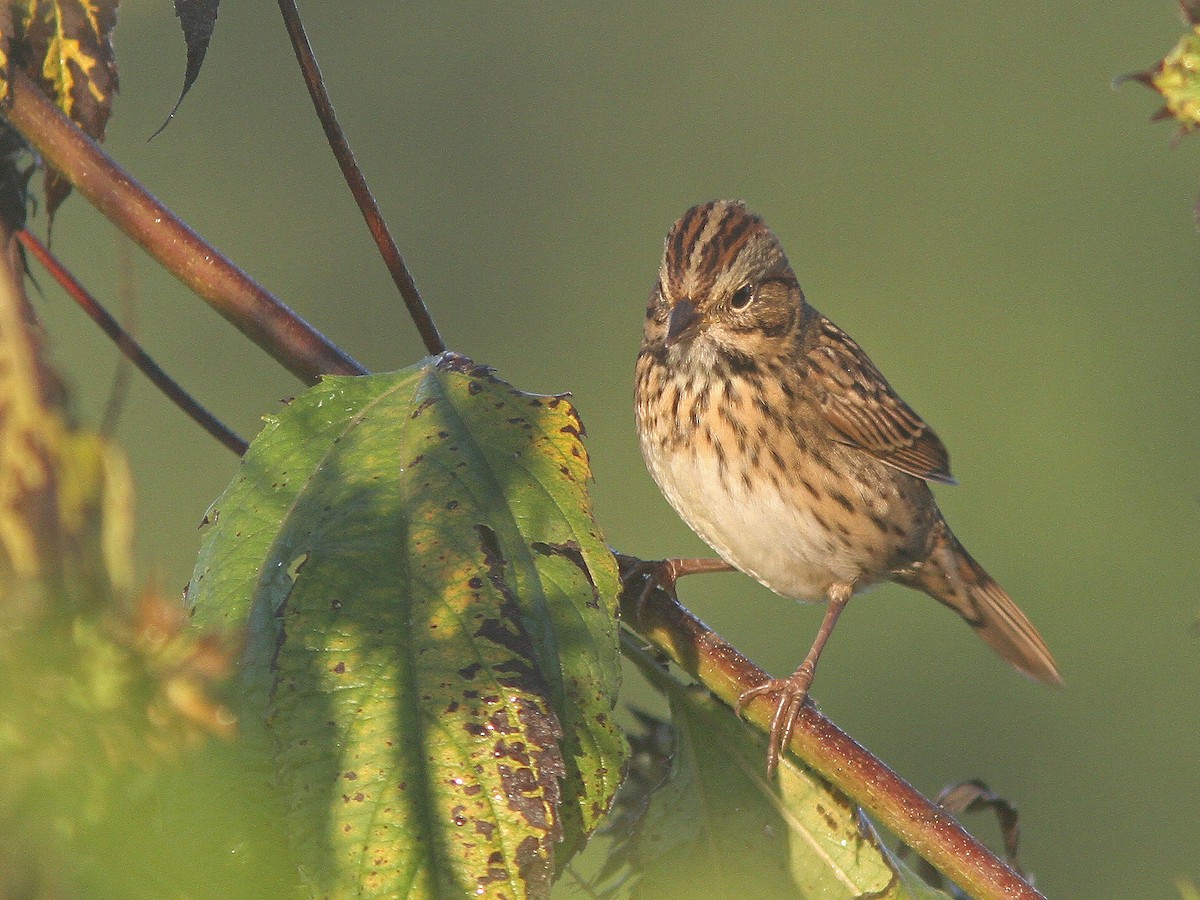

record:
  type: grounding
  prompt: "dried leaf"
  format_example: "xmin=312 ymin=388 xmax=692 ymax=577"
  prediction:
xmin=16 ymin=0 xmax=120 ymax=219
xmin=934 ymin=780 xmax=1022 ymax=874
xmin=897 ymin=779 xmax=1026 ymax=897
xmin=153 ymin=0 xmax=219 ymax=138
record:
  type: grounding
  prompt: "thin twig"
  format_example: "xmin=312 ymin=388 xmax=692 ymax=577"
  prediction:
xmin=277 ymin=0 xmax=446 ymax=357
xmin=616 ymin=553 xmax=1046 ymax=900
xmin=2 ymin=67 xmax=368 ymax=385
xmin=18 ymin=230 xmax=249 ymax=457
xmin=99 ymin=232 xmax=137 ymax=436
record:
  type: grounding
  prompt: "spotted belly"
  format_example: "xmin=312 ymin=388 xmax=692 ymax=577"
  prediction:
xmin=641 ymin=440 xmax=924 ymax=603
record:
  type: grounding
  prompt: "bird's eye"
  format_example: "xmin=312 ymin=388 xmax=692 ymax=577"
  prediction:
xmin=730 ymin=284 xmax=754 ymax=309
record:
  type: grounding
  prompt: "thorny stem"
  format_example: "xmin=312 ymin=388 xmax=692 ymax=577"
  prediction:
xmin=1 ymin=67 xmax=367 ymax=385
xmin=616 ymin=554 xmax=1046 ymax=900
xmin=17 ymin=230 xmax=249 ymax=457
xmin=277 ymin=0 xmax=446 ymax=357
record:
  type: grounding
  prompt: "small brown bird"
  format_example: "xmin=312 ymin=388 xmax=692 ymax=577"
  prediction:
xmin=634 ymin=200 xmax=1061 ymax=770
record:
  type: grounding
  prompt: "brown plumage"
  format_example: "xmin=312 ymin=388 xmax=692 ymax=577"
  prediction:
xmin=635 ymin=199 xmax=1060 ymax=771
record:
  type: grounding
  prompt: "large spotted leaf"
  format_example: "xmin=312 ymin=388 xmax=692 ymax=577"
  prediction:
xmin=187 ymin=354 xmax=625 ymax=898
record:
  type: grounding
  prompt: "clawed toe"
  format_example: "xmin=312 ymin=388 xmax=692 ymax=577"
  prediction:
xmin=618 ymin=558 xmax=681 ymax=626
xmin=734 ymin=671 xmax=816 ymax=774
xmin=733 ymin=678 xmax=779 ymax=715
xmin=617 ymin=556 xmax=733 ymax=626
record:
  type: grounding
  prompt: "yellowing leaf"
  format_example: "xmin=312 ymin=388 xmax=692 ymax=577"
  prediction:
xmin=8 ymin=0 xmax=119 ymax=218
xmin=188 ymin=355 xmax=625 ymax=898
xmin=1124 ymin=6 xmax=1200 ymax=137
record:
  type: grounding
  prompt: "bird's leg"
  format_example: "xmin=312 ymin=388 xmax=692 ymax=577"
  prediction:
xmin=735 ymin=583 xmax=854 ymax=774
xmin=620 ymin=557 xmax=734 ymax=624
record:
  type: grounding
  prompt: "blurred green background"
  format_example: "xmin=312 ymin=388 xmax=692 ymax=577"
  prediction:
xmin=32 ymin=2 xmax=1199 ymax=896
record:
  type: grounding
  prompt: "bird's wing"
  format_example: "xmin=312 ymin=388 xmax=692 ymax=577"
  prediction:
xmin=805 ymin=315 xmax=956 ymax=484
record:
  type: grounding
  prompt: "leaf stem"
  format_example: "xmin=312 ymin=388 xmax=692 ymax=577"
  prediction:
xmin=276 ymin=0 xmax=446 ymax=356
xmin=616 ymin=554 xmax=1046 ymax=900
xmin=17 ymin=230 xmax=248 ymax=456
xmin=2 ymin=68 xmax=367 ymax=385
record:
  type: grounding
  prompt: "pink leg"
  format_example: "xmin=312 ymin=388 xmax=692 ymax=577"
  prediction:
xmin=734 ymin=583 xmax=854 ymax=774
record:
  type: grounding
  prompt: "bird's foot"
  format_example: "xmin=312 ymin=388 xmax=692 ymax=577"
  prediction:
xmin=618 ymin=556 xmax=732 ymax=626
xmin=734 ymin=662 xmax=816 ymax=775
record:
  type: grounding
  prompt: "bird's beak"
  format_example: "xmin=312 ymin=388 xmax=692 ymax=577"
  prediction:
xmin=665 ymin=299 xmax=701 ymax=347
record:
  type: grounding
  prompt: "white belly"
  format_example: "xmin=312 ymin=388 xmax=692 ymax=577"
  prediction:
xmin=643 ymin=444 xmax=864 ymax=602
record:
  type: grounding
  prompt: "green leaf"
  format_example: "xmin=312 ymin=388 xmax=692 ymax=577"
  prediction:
xmin=622 ymin=680 xmax=952 ymax=899
xmin=188 ymin=354 xmax=626 ymax=898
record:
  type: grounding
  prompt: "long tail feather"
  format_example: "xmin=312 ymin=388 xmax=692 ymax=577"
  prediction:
xmin=895 ymin=521 xmax=1062 ymax=685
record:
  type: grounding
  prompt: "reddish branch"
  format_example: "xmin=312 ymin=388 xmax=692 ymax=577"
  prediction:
xmin=2 ymin=67 xmax=367 ymax=385
xmin=17 ymin=230 xmax=248 ymax=456
xmin=617 ymin=554 xmax=1046 ymax=900
xmin=276 ymin=0 xmax=446 ymax=357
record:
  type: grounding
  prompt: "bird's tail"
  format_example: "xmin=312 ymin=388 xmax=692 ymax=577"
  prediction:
xmin=894 ymin=520 xmax=1062 ymax=685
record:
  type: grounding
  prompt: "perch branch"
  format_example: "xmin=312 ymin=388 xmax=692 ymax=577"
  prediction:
xmin=17 ymin=230 xmax=248 ymax=456
xmin=1 ymin=67 xmax=367 ymax=385
xmin=277 ymin=0 xmax=446 ymax=356
xmin=616 ymin=553 xmax=1046 ymax=900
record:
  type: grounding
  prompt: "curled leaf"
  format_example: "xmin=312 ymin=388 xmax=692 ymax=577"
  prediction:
xmin=897 ymin=779 xmax=1025 ymax=896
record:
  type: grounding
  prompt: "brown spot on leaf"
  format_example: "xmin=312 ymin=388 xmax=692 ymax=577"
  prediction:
xmin=515 ymin=835 xmax=552 ymax=897
xmin=499 ymin=765 xmax=548 ymax=829
xmin=489 ymin=710 xmax=519 ymax=735
xmin=495 ymin=739 xmax=531 ymax=766
xmin=477 ymin=865 xmax=509 ymax=891
xmin=475 ymin=820 xmax=496 ymax=840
